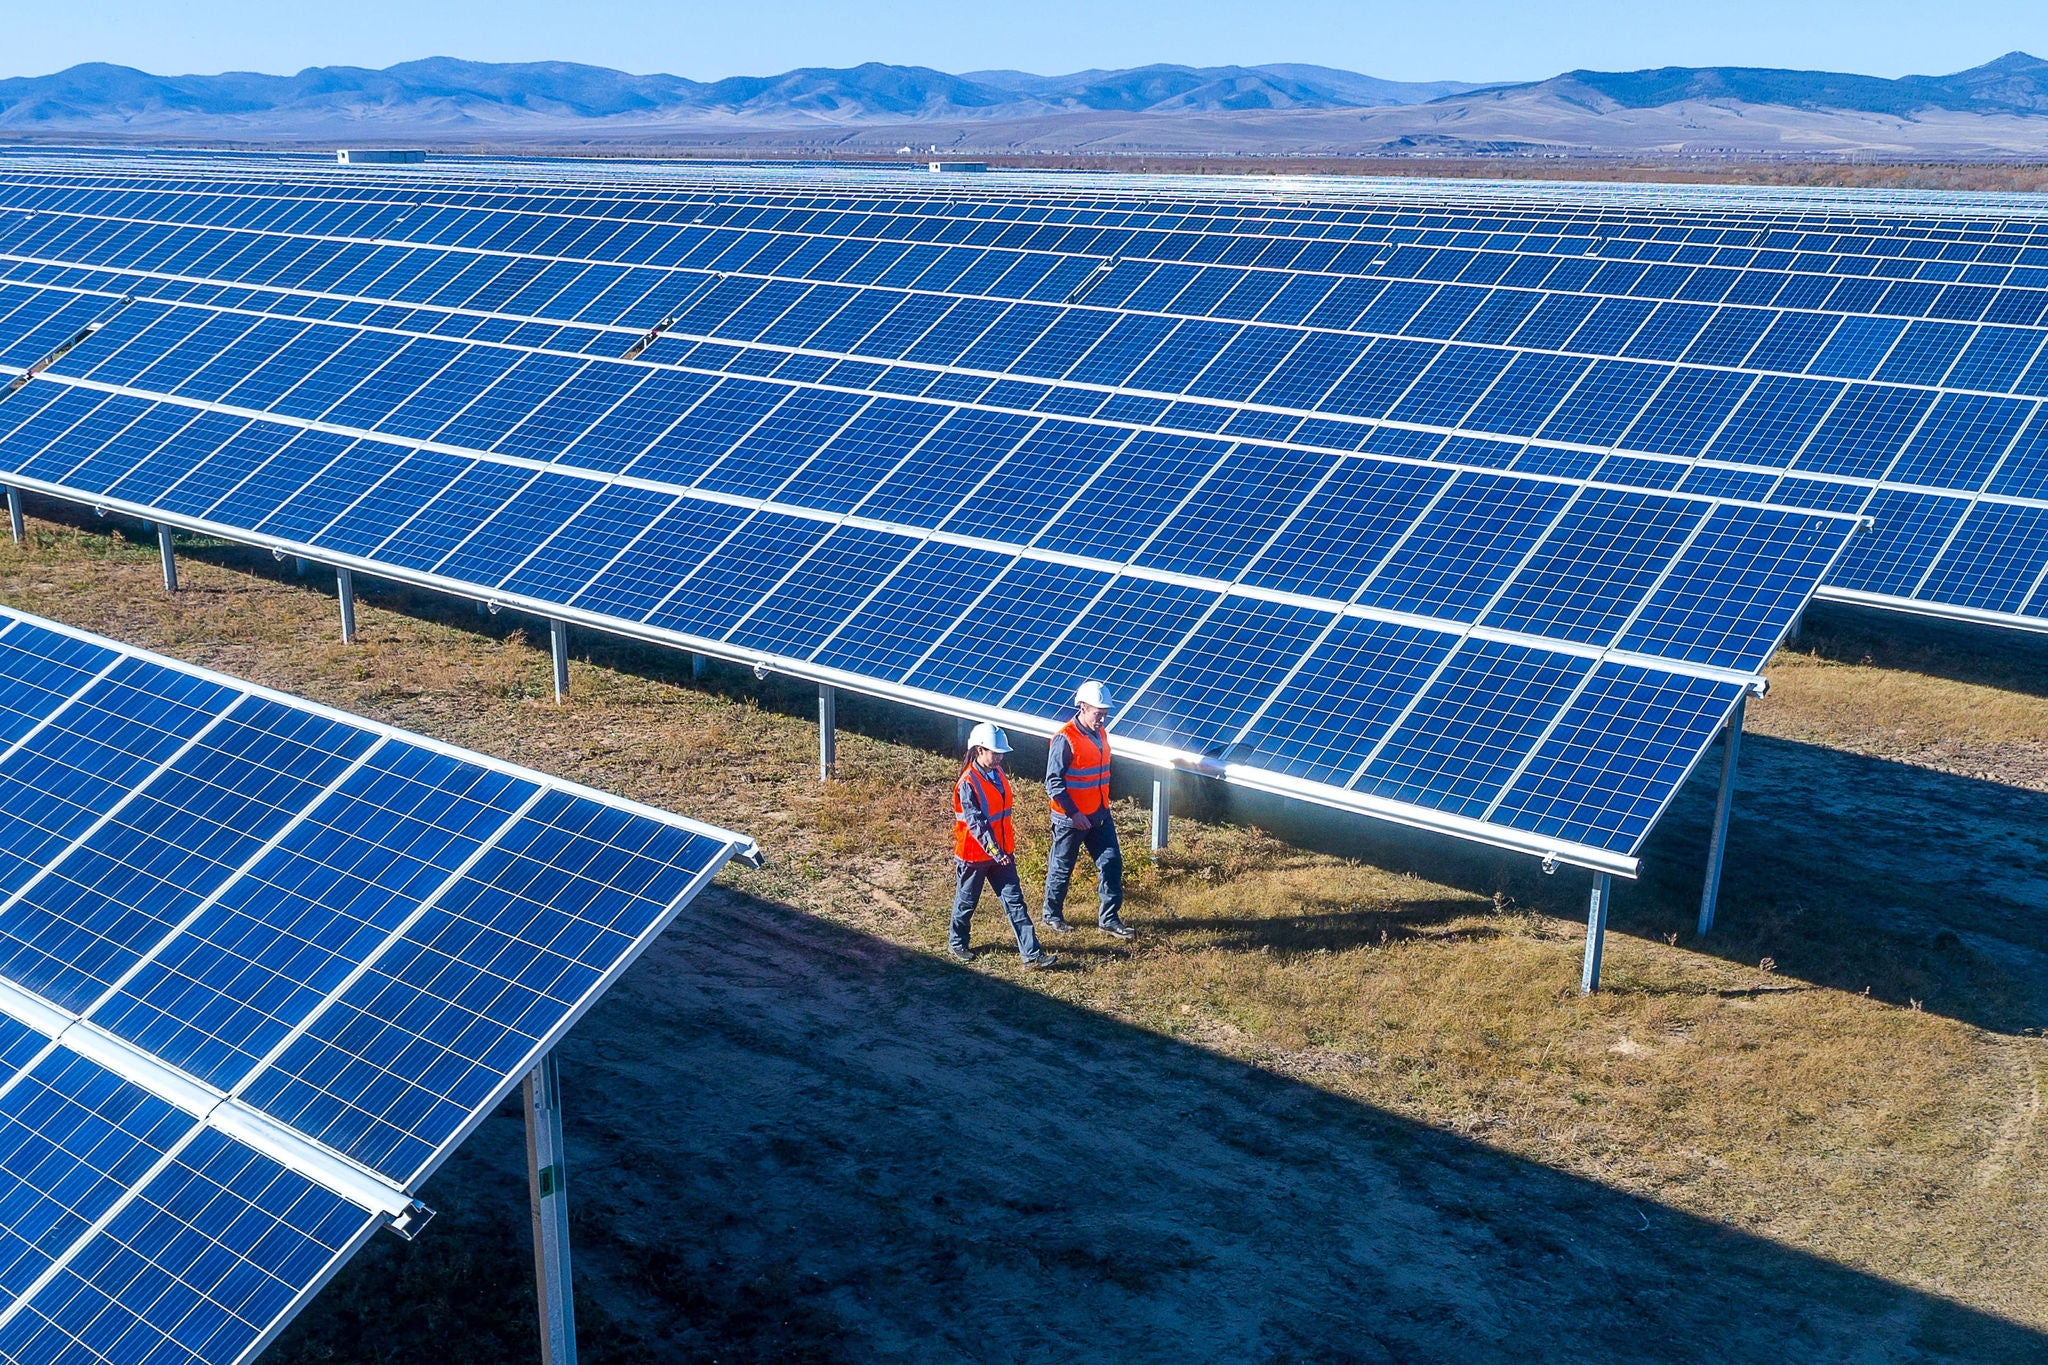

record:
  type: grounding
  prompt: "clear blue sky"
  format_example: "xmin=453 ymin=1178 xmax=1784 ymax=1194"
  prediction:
xmin=6 ymin=0 xmax=2046 ymax=84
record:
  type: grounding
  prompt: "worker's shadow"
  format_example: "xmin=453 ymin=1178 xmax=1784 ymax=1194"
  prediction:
xmin=1134 ymin=896 xmax=1497 ymax=954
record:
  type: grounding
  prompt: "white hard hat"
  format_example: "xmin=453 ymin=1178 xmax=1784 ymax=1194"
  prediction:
xmin=1075 ymin=680 xmax=1113 ymax=709
xmin=967 ymin=721 xmax=1011 ymax=755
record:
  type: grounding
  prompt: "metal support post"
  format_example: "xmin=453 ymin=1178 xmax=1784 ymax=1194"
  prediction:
xmin=1786 ymin=609 xmax=1803 ymax=647
xmin=5 ymin=486 xmax=21 ymax=544
xmin=337 ymin=568 xmax=357 ymax=645
xmin=1697 ymin=696 xmax=1746 ymax=937
xmin=294 ymin=557 xmax=308 ymax=577
xmin=524 ymin=1051 xmax=577 ymax=1365
xmin=818 ymin=684 xmax=836 ymax=780
xmin=1580 ymin=872 xmax=1612 ymax=994
xmin=956 ymin=716 xmax=971 ymax=753
xmin=550 ymin=619 xmax=569 ymax=705
xmin=690 ymin=652 xmax=707 ymax=680
xmin=1150 ymin=768 xmax=1172 ymax=852
xmin=157 ymin=526 xmax=177 ymax=593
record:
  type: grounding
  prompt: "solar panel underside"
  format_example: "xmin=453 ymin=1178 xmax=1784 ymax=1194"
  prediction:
xmin=0 ymin=154 xmax=1912 ymax=874
xmin=0 ymin=605 xmax=754 ymax=1365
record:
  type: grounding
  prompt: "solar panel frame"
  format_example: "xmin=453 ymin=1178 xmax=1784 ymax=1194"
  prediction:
xmin=0 ymin=604 xmax=758 ymax=1364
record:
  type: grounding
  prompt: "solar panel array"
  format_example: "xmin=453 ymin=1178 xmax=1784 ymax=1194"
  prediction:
xmin=0 ymin=152 xmax=1906 ymax=875
xmin=0 ymin=603 xmax=753 ymax=1365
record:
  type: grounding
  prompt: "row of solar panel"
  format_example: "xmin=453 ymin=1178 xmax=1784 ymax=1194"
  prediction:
xmin=9 ymin=295 xmax=1846 ymax=660
xmin=11 ymin=239 xmax=2048 ymax=514
xmin=3 ymin=273 xmax=2033 ymax=626
xmin=0 ymin=611 xmax=731 ymax=1189
xmin=352 ymin=173 xmax=2048 ymax=248
xmin=13 ymin=182 xmax=2048 ymax=407
xmin=0 ymin=605 xmax=751 ymax=1365
xmin=11 ymin=181 xmax=2048 ymax=335
xmin=12 ymin=170 xmax=2048 ymax=277
xmin=21 ymin=269 xmax=2048 ymax=527
xmin=0 ymin=357 xmax=1851 ymax=855
xmin=15 ymin=195 xmax=2048 ymax=449
xmin=8 ymin=259 xmax=2038 ymax=635
xmin=0 ymin=173 xmax=2039 ymax=313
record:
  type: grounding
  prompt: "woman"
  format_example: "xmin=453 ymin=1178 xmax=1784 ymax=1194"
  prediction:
xmin=950 ymin=721 xmax=1057 ymax=969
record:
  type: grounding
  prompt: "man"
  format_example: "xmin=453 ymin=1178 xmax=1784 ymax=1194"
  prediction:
xmin=1042 ymin=681 xmax=1133 ymax=939
xmin=951 ymin=721 xmax=1057 ymax=969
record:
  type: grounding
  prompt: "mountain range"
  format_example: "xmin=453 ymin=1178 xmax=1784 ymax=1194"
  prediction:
xmin=2 ymin=53 xmax=2047 ymax=158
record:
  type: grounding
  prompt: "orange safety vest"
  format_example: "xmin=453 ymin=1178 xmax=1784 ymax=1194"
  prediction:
xmin=953 ymin=764 xmax=1015 ymax=863
xmin=1052 ymin=720 xmax=1111 ymax=817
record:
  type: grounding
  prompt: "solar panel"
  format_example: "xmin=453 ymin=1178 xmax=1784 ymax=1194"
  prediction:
xmin=2 ymin=159 xmax=2045 ymax=638
xmin=0 ymin=152 xmax=1917 ymax=880
xmin=0 ymin=604 xmax=756 ymax=1364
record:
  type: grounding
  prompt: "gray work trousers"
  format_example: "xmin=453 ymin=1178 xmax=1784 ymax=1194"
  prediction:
xmin=950 ymin=858 xmax=1042 ymax=958
xmin=1044 ymin=813 xmax=1124 ymax=926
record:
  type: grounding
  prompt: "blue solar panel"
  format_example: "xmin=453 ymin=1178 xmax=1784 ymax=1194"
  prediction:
xmin=0 ymin=604 xmax=756 ymax=1363
xmin=0 ymin=155 xmax=1897 ymax=880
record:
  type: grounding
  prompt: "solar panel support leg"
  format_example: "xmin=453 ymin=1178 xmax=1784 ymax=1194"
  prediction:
xmin=1697 ymin=697 xmax=1745 ymax=937
xmin=5 ymin=487 xmax=21 ymax=544
xmin=1786 ymin=610 xmax=1803 ymax=647
xmin=524 ymin=1050 xmax=578 ymax=1365
xmin=1580 ymin=872 xmax=1612 ymax=994
xmin=157 ymin=526 xmax=177 ymax=593
xmin=1151 ymin=769 xmax=1171 ymax=853
xmin=550 ymin=619 xmax=569 ymax=705
xmin=818 ymin=684 xmax=836 ymax=780
xmin=337 ymin=569 xmax=357 ymax=645
xmin=691 ymin=652 xmax=706 ymax=680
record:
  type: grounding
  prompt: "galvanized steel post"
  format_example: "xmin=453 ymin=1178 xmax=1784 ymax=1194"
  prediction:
xmin=157 ymin=526 xmax=177 ymax=593
xmin=690 ymin=652 xmax=706 ymax=680
xmin=1150 ymin=769 xmax=1171 ymax=853
xmin=818 ymin=684 xmax=836 ymax=780
xmin=1697 ymin=696 xmax=1746 ymax=936
xmin=336 ymin=569 xmax=357 ymax=644
xmin=4 ymin=486 xmax=20 ymax=544
xmin=1580 ymin=872 xmax=1612 ymax=994
xmin=550 ymin=619 xmax=569 ymax=705
xmin=524 ymin=1050 xmax=577 ymax=1365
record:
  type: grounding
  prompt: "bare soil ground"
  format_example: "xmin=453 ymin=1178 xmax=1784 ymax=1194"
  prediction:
xmin=1 ymin=505 xmax=2044 ymax=1363
xmin=472 ymin=151 xmax=2048 ymax=193
xmin=769 ymin=156 xmax=2048 ymax=192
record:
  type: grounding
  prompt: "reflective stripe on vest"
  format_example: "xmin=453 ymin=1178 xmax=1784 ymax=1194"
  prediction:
xmin=1053 ymin=721 xmax=1111 ymax=817
xmin=953 ymin=765 xmax=1014 ymax=862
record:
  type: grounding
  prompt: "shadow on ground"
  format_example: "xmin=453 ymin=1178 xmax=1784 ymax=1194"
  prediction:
xmin=269 ymin=888 xmax=2045 ymax=1364
xmin=1629 ymin=728 xmax=2048 ymax=1036
xmin=1794 ymin=599 xmax=2048 ymax=699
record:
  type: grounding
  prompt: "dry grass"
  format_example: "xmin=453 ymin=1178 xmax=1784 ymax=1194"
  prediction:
xmin=3 ymin=509 xmax=2045 ymax=1346
xmin=957 ymin=158 xmax=2048 ymax=192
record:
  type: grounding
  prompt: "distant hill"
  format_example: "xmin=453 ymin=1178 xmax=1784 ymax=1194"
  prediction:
xmin=1505 ymin=50 xmax=2048 ymax=117
xmin=1 ymin=53 xmax=2046 ymax=158
xmin=0 ymin=58 xmax=1480 ymax=132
